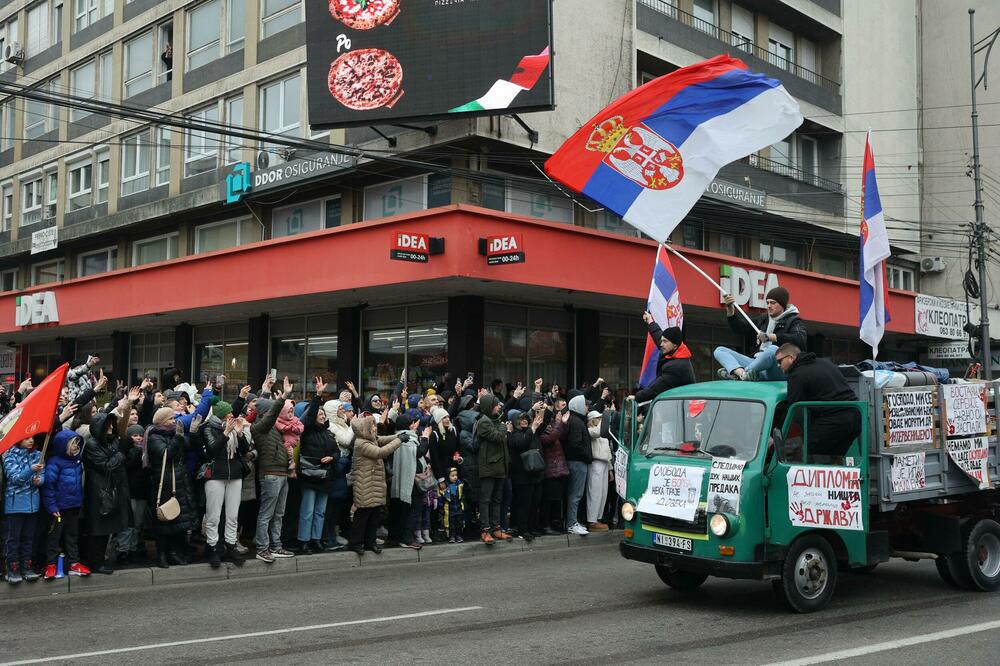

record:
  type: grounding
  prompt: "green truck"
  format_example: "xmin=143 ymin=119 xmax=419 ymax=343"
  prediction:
xmin=617 ymin=373 xmax=1000 ymax=612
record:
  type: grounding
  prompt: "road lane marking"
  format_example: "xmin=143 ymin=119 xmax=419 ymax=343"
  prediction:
xmin=0 ymin=606 xmax=483 ymax=665
xmin=765 ymin=618 xmax=1000 ymax=666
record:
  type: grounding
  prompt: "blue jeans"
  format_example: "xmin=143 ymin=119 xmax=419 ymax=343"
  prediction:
xmin=255 ymin=475 xmax=289 ymax=551
xmin=713 ymin=345 xmax=784 ymax=380
xmin=565 ymin=461 xmax=589 ymax=529
xmin=297 ymin=488 xmax=329 ymax=542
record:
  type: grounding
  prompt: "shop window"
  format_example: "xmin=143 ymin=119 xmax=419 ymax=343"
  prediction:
xmin=31 ymin=259 xmax=64 ymax=286
xmin=325 ymin=196 xmax=342 ymax=228
xmin=484 ymin=325 xmax=568 ymax=391
xmin=195 ymin=218 xmax=260 ymax=253
xmin=77 ymin=336 xmax=113 ymax=376
xmin=816 ymin=251 xmax=852 ymax=278
xmin=407 ymin=326 xmax=448 ymax=390
xmin=271 ymin=331 xmax=338 ymax=400
xmin=363 ymin=176 xmax=426 ymax=221
xmin=597 ymin=210 xmax=638 ymax=237
xmin=480 ymin=180 xmax=505 ymax=212
xmin=78 ymin=246 xmax=116 ymax=276
xmin=1 ymin=269 xmax=17 ymax=292
xmin=363 ymin=328 xmax=407 ymax=397
xmin=261 ymin=0 xmax=301 ymax=38
xmin=130 ymin=331 xmax=175 ymax=386
xmin=68 ymin=158 xmax=93 ymax=211
xmin=133 ymin=232 xmax=178 ymax=265
xmin=506 ymin=185 xmax=573 ymax=224
xmin=195 ymin=341 xmax=247 ymax=401
xmin=719 ymin=233 xmax=738 ymax=257
xmin=272 ymin=197 xmax=338 ymax=237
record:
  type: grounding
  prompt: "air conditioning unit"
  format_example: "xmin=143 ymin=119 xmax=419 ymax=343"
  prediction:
xmin=43 ymin=204 xmax=56 ymax=220
xmin=3 ymin=42 xmax=23 ymax=65
xmin=920 ymin=256 xmax=946 ymax=273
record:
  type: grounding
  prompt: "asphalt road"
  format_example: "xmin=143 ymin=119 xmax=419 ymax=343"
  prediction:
xmin=2 ymin=542 xmax=1000 ymax=665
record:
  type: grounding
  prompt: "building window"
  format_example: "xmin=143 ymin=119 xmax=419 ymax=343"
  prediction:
xmin=74 ymin=0 xmax=112 ymax=33
xmin=888 ymin=265 xmax=915 ymax=292
xmin=261 ymin=0 xmax=301 ymax=38
xmin=185 ymin=106 xmax=220 ymax=177
xmin=133 ymin=232 xmax=178 ymax=265
xmin=0 ymin=269 xmax=16 ymax=292
xmin=129 ymin=330 xmax=175 ymax=386
xmin=771 ymin=136 xmax=793 ymax=169
xmin=78 ymin=246 xmax=116 ymax=276
xmin=816 ymin=252 xmax=852 ymax=278
xmin=1 ymin=182 xmax=11 ymax=232
xmin=26 ymin=1 xmax=53 ymax=58
xmin=45 ymin=170 xmax=57 ymax=219
xmin=124 ymin=31 xmax=154 ymax=98
xmin=483 ymin=324 xmax=569 ymax=391
xmin=68 ymin=159 xmax=93 ymax=211
xmin=0 ymin=18 xmax=19 ymax=74
xmin=187 ymin=0 xmax=221 ymax=70
xmin=260 ymin=73 xmax=300 ymax=162
xmin=760 ymin=240 xmax=802 ymax=268
xmin=799 ymin=135 xmax=819 ymax=184
xmin=156 ymin=127 xmax=171 ymax=185
xmin=69 ymin=61 xmax=96 ymax=122
xmin=272 ymin=331 xmax=338 ymax=398
xmin=99 ymin=51 xmax=113 ymax=102
xmin=228 ymin=0 xmax=245 ymax=51
xmin=0 ymin=98 xmax=14 ymax=151
xmin=691 ymin=0 xmax=717 ymax=36
xmin=719 ymin=233 xmax=738 ymax=257
xmin=680 ymin=223 xmax=704 ymax=250
xmin=121 ymin=130 xmax=152 ymax=196
xmin=31 ymin=259 xmax=64 ymax=286
xmin=225 ymin=96 xmax=244 ymax=164
xmin=96 ymin=150 xmax=109 ymax=203
xmin=21 ymin=176 xmax=43 ymax=226
xmin=24 ymin=81 xmax=54 ymax=140
xmin=272 ymin=197 xmax=337 ymax=237
xmin=195 ymin=218 xmax=260 ymax=253
xmin=731 ymin=4 xmax=754 ymax=52
xmin=768 ymin=23 xmax=795 ymax=71
xmin=363 ymin=176 xmax=426 ymax=221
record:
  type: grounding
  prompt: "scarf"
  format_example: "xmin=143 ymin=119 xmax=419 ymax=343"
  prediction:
xmin=390 ymin=433 xmax=418 ymax=504
xmin=761 ymin=304 xmax=799 ymax=351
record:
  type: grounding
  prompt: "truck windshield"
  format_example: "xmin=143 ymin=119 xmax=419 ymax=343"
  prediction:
xmin=638 ymin=399 xmax=766 ymax=461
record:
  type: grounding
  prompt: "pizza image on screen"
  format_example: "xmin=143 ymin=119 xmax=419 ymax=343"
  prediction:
xmin=329 ymin=0 xmax=400 ymax=30
xmin=328 ymin=48 xmax=404 ymax=110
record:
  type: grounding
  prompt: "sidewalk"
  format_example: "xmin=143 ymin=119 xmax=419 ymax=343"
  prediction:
xmin=0 ymin=531 xmax=622 ymax=601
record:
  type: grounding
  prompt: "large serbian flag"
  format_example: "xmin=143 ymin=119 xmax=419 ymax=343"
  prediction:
xmin=0 ymin=363 xmax=68 ymax=457
xmin=545 ymin=55 xmax=802 ymax=241
xmin=859 ymin=131 xmax=891 ymax=357
xmin=639 ymin=246 xmax=684 ymax=388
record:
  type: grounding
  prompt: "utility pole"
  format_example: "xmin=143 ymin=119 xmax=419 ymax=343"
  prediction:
xmin=969 ymin=8 xmax=998 ymax=379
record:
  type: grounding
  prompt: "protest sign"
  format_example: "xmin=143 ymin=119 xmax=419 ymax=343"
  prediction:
xmin=890 ymin=451 xmax=926 ymax=493
xmin=707 ymin=458 xmax=746 ymax=514
xmin=942 ymin=384 xmax=988 ymax=437
xmin=786 ymin=466 xmax=863 ymax=531
xmin=614 ymin=448 xmax=628 ymax=498
xmin=884 ymin=390 xmax=934 ymax=447
xmin=946 ymin=436 xmax=991 ymax=489
xmin=636 ymin=464 xmax=705 ymax=522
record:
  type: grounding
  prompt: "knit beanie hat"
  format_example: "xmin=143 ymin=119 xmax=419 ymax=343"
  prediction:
xmin=407 ymin=394 xmax=420 ymax=409
xmin=293 ymin=401 xmax=310 ymax=419
xmin=126 ymin=425 xmax=145 ymax=438
xmin=766 ymin=286 xmax=789 ymax=309
xmin=153 ymin=407 xmax=175 ymax=426
xmin=431 ymin=406 xmax=448 ymax=424
xmin=662 ymin=326 xmax=683 ymax=345
xmin=213 ymin=401 xmax=233 ymax=420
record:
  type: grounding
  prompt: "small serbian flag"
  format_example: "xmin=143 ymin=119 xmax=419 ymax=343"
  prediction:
xmin=859 ymin=131 xmax=891 ymax=357
xmin=0 ymin=363 xmax=68 ymax=457
xmin=544 ymin=55 xmax=802 ymax=241
xmin=639 ymin=247 xmax=684 ymax=388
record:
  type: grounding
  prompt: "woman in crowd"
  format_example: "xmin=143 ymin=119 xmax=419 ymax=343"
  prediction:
xmin=146 ymin=407 xmax=199 ymax=568
xmin=507 ymin=407 xmax=545 ymax=541
xmin=347 ymin=415 xmax=403 ymax=555
xmin=296 ymin=379 xmax=339 ymax=554
xmin=539 ymin=407 xmax=569 ymax=534
xmin=197 ymin=401 xmax=250 ymax=568
xmin=82 ymin=410 xmax=131 ymax=574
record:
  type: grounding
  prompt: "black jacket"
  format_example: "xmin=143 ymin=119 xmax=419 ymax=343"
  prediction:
xmin=563 ymin=410 xmax=592 ymax=464
xmin=786 ymin=352 xmax=860 ymax=457
xmin=82 ymin=412 xmax=132 ymax=536
xmin=196 ymin=416 xmax=251 ymax=481
xmin=298 ymin=396 xmax=339 ymax=493
xmin=507 ymin=425 xmax=543 ymax=485
xmin=429 ymin=426 xmax=459 ymax=481
xmin=728 ymin=308 xmax=808 ymax=350
xmin=635 ymin=322 xmax=696 ymax=403
xmin=146 ymin=425 xmax=199 ymax=534
xmin=120 ymin=438 xmax=151 ymax=500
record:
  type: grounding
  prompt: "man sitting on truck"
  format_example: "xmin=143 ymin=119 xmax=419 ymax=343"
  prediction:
xmin=714 ymin=287 xmax=807 ymax=381
xmin=635 ymin=312 xmax=696 ymax=404
xmin=776 ymin=343 xmax=861 ymax=460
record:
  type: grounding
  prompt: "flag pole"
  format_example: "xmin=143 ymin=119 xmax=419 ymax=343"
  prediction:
xmin=661 ymin=243 xmax=762 ymax=335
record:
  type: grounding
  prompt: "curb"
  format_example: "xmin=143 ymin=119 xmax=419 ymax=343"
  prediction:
xmin=0 ymin=531 xmax=620 ymax=600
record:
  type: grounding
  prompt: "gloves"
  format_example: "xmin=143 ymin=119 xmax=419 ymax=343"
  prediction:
xmin=398 ymin=432 xmax=411 ymax=443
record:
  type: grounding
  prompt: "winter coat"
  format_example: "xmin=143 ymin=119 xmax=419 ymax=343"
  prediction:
xmin=251 ymin=397 xmax=289 ymax=477
xmin=325 ymin=411 xmax=353 ymax=499
xmin=3 ymin=446 xmax=43 ymax=513
xmin=298 ymin=396 xmax=339 ymax=493
xmin=197 ymin=415 xmax=251 ymax=481
xmin=83 ymin=412 xmax=131 ymax=535
xmin=455 ymin=408 xmax=481 ymax=501
xmin=728 ymin=304 xmax=808 ymax=351
xmin=786 ymin=352 xmax=861 ymax=457
xmin=65 ymin=362 xmax=94 ymax=404
xmin=121 ymin=438 xmax=151 ymax=500
xmin=146 ymin=424 xmax=199 ymax=534
xmin=507 ymin=424 xmax=543 ymax=485
xmin=429 ymin=425 xmax=459 ymax=481
xmin=350 ymin=416 xmax=402 ymax=508
xmin=562 ymin=395 xmax=593 ymax=464
xmin=42 ymin=430 xmax=84 ymax=514
xmin=476 ymin=395 xmax=509 ymax=480
xmin=589 ymin=425 xmax=612 ymax=463
xmin=541 ymin=420 xmax=569 ymax=479
xmin=635 ymin=325 xmax=696 ymax=403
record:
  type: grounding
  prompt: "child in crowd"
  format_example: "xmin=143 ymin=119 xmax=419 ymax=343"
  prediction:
xmin=440 ymin=468 xmax=465 ymax=543
xmin=3 ymin=437 xmax=44 ymax=584
xmin=416 ymin=484 xmax=437 ymax=545
xmin=42 ymin=431 xmax=91 ymax=578
xmin=275 ymin=400 xmax=304 ymax=478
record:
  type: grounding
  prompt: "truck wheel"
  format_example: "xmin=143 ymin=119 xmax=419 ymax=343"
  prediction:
xmin=935 ymin=555 xmax=963 ymax=589
xmin=654 ymin=565 xmax=708 ymax=591
xmin=778 ymin=535 xmax=837 ymax=613
xmin=962 ymin=519 xmax=1000 ymax=591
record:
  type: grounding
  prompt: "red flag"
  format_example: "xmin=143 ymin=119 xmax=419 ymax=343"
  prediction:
xmin=0 ymin=363 xmax=68 ymax=457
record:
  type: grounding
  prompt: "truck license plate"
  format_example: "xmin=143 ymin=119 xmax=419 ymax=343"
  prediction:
xmin=653 ymin=533 xmax=692 ymax=552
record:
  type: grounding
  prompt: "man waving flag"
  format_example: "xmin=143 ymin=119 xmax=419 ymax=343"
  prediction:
xmin=639 ymin=246 xmax=684 ymax=387
xmin=544 ymin=55 xmax=802 ymax=242
xmin=859 ymin=131 xmax=891 ymax=357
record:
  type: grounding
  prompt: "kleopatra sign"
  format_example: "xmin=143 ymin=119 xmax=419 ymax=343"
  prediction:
xmin=485 ymin=234 xmax=525 ymax=265
xmin=390 ymin=232 xmax=429 ymax=263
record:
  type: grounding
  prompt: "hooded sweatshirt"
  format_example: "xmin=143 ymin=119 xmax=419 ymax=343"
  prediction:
xmin=563 ymin=395 xmax=593 ymax=464
xmin=475 ymin=394 xmax=509 ymax=479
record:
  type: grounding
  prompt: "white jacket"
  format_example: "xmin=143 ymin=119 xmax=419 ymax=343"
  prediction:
xmin=589 ymin=425 xmax=612 ymax=463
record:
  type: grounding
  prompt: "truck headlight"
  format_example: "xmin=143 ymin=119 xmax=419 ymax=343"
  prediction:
xmin=710 ymin=513 xmax=731 ymax=537
xmin=621 ymin=502 xmax=636 ymax=522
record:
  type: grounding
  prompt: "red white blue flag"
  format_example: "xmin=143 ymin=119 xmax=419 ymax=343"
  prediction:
xmin=639 ymin=246 xmax=684 ymax=388
xmin=859 ymin=131 xmax=891 ymax=356
xmin=544 ymin=55 xmax=802 ymax=241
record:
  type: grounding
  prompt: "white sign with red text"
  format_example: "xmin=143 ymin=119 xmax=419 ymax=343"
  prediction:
xmin=946 ymin=436 xmax=991 ymax=489
xmin=637 ymin=464 xmax=704 ymax=522
xmin=942 ymin=383 xmax=988 ymax=437
xmin=787 ymin=466 xmax=863 ymax=531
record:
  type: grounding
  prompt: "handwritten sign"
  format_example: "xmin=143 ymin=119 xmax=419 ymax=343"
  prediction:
xmin=942 ymin=384 xmax=988 ymax=437
xmin=614 ymin=448 xmax=628 ymax=498
xmin=707 ymin=458 xmax=746 ymax=514
xmin=787 ymin=466 xmax=863 ymax=531
xmin=890 ymin=451 xmax=926 ymax=493
xmin=946 ymin=436 xmax=991 ymax=489
xmin=636 ymin=464 xmax=705 ymax=522
xmin=884 ymin=390 xmax=934 ymax=447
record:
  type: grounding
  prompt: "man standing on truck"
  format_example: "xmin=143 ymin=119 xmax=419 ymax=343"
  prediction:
xmin=776 ymin=343 xmax=861 ymax=460
xmin=714 ymin=287 xmax=807 ymax=381
xmin=636 ymin=312 xmax=695 ymax=403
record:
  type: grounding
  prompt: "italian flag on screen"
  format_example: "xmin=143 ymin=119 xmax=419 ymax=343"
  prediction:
xmin=449 ymin=47 xmax=550 ymax=113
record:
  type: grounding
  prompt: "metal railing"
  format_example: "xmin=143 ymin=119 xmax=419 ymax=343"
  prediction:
xmin=637 ymin=0 xmax=841 ymax=94
xmin=745 ymin=153 xmax=844 ymax=193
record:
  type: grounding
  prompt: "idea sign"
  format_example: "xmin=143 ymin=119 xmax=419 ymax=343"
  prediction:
xmin=391 ymin=232 xmax=429 ymax=263
xmin=486 ymin=234 xmax=525 ymax=265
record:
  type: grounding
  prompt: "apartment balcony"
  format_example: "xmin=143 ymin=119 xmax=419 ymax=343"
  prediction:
xmin=718 ymin=153 xmax=845 ymax=217
xmin=636 ymin=0 xmax=842 ymax=115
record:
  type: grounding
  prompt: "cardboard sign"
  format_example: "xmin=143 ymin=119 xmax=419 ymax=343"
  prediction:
xmin=485 ymin=234 xmax=525 ymax=265
xmin=884 ymin=390 xmax=934 ymax=447
xmin=636 ymin=464 xmax=705 ymax=522
xmin=707 ymin=458 xmax=746 ymax=514
xmin=942 ymin=384 xmax=988 ymax=437
xmin=946 ymin=436 xmax=991 ymax=489
xmin=890 ymin=451 xmax=926 ymax=493
xmin=390 ymin=232 xmax=429 ymax=263
xmin=786 ymin=466 xmax=863 ymax=531
xmin=614 ymin=448 xmax=628 ymax=498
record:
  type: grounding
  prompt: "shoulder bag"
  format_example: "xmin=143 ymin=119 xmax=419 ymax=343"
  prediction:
xmin=155 ymin=454 xmax=181 ymax=522
xmin=520 ymin=447 xmax=545 ymax=474
xmin=298 ymin=455 xmax=329 ymax=480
